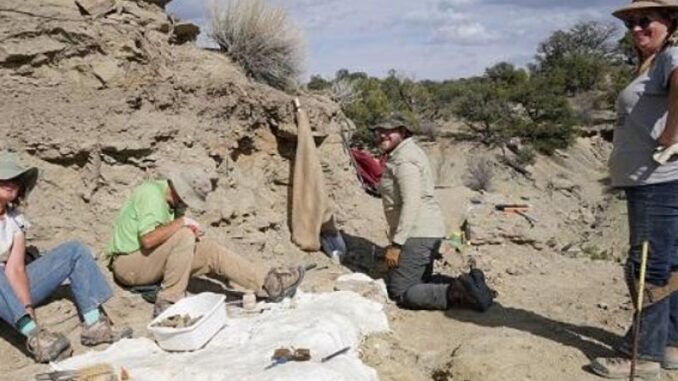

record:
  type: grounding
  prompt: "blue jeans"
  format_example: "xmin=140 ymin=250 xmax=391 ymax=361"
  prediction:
xmin=617 ymin=181 xmax=678 ymax=362
xmin=0 ymin=240 xmax=113 ymax=330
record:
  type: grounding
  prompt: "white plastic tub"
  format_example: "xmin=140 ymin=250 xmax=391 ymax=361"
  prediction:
xmin=147 ymin=293 xmax=227 ymax=351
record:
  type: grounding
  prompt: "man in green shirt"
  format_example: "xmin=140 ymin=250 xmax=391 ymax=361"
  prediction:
xmin=107 ymin=165 xmax=304 ymax=317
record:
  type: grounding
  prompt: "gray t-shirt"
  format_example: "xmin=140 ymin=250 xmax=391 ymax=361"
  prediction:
xmin=609 ymin=46 xmax=678 ymax=187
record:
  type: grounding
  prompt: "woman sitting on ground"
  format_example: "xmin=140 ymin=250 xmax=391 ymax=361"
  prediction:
xmin=0 ymin=151 xmax=132 ymax=363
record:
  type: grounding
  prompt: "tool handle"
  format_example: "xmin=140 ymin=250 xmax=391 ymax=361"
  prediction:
xmin=630 ymin=240 xmax=650 ymax=381
xmin=494 ymin=204 xmax=529 ymax=211
xmin=321 ymin=346 xmax=350 ymax=362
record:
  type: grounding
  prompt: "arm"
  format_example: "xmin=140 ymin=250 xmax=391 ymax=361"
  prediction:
xmin=135 ymin=185 xmax=199 ymax=250
xmin=4 ymin=232 xmax=34 ymax=318
xmin=139 ymin=218 xmax=187 ymax=250
xmin=391 ymin=161 xmax=423 ymax=246
xmin=658 ymin=69 xmax=678 ymax=147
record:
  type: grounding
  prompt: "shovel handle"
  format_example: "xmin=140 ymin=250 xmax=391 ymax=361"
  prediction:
xmin=630 ymin=240 xmax=650 ymax=381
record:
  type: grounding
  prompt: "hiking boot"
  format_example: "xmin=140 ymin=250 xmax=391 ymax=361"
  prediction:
xmin=26 ymin=328 xmax=72 ymax=363
xmin=664 ymin=346 xmax=678 ymax=370
xmin=264 ymin=266 xmax=305 ymax=303
xmin=447 ymin=268 xmax=496 ymax=312
xmin=590 ymin=357 xmax=660 ymax=380
xmin=81 ymin=316 xmax=133 ymax=346
xmin=153 ymin=298 xmax=174 ymax=319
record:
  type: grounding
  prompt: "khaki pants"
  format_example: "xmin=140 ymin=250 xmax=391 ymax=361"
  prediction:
xmin=111 ymin=228 xmax=267 ymax=303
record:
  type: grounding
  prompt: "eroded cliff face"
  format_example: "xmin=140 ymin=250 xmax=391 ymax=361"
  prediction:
xmin=0 ymin=0 xmax=377 ymax=262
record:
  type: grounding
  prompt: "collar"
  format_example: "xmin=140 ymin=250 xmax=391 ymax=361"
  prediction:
xmin=388 ymin=137 xmax=414 ymax=158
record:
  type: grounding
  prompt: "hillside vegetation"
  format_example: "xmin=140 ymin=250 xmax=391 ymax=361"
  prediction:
xmin=308 ymin=21 xmax=633 ymax=160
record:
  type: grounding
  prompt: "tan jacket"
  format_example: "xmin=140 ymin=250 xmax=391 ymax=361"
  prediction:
xmin=378 ymin=138 xmax=445 ymax=245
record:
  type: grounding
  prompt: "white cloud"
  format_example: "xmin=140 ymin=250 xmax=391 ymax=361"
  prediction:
xmin=431 ymin=22 xmax=500 ymax=45
xmin=438 ymin=0 xmax=479 ymax=11
xmin=166 ymin=0 xmax=626 ymax=80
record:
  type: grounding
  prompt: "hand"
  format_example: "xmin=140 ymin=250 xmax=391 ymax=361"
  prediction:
xmin=384 ymin=244 xmax=401 ymax=269
xmin=654 ymin=142 xmax=678 ymax=165
xmin=182 ymin=217 xmax=201 ymax=236
xmin=657 ymin=134 xmax=678 ymax=149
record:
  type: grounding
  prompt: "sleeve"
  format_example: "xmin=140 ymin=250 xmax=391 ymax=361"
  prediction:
xmin=11 ymin=212 xmax=30 ymax=233
xmin=0 ymin=212 xmax=26 ymax=261
xmin=136 ymin=189 xmax=171 ymax=236
xmin=392 ymin=160 xmax=423 ymax=245
xmin=662 ymin=46 xmax=678 ymax=88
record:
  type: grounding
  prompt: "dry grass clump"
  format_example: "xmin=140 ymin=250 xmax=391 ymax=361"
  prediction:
xmin=464 ymin=155 xmax=494 ymax=191
xmin=209 ymin=0 xmax=304 ymax=91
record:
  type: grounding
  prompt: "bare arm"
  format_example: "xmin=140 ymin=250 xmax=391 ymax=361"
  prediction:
xmin=658 ymin=69 xmax=678 ymax=147
xmin=139 ymin=218 xmax=186 ymax=250
xmin=4 ymin=232 xmax=34 ymax=318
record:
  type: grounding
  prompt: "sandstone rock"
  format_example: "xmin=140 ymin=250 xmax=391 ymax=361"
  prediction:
xmin=335 ymin=273 xmax=389 ymax=304
xmin=0 ymin=36 xmax=66 ymax=67
xmin=137 ymin=0 xmax=171 ymax=8
xmin=74 ymin=0 xmax=116 ymax=16
xmin=91 ymin=59 xmax=120 ymax=85
xmin=173 ymin=22 xmax=200 ymax=44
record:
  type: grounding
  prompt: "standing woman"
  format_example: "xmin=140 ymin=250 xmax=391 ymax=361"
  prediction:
xmin=593 ymin=0 xmax=678 ymax=378
xmin=0 ymin=151 xmax=131 ymax=363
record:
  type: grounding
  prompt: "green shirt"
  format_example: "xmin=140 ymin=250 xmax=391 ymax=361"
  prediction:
xmin=107 ymin=180 xmax=174 ymax=256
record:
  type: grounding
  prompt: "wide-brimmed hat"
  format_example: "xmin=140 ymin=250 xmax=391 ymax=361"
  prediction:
xmin=0 ymin=151 xmax=39 ymax=197
xmin=613 ymin=0 xmax=678 ymax=20
xmin=369 ymin=114 xmax=412 ymax=132
xmin=161 ymin=164 xmax=212 ymax=212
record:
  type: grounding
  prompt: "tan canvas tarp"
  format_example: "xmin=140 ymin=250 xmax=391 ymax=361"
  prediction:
xmin=291 ymin=99 xmax=332 ymax=251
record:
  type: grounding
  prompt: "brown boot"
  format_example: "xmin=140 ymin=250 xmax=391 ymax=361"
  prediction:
xmin=264 ymin=266 xmax=305 ymax=303
xmin=590 ymin=357 xmax=660 ymax=379
xmin=26 ymin=328 xmax=72 ymax=363
xmin=80 ymin=316 xmax=133 ymax=346
xmin=664 ymin=346 xmax=678 ymax=370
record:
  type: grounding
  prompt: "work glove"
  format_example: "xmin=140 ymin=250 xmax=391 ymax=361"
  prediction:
xmin=182 ymin=216 xmax=201 ymax=236
xmin=384 ymin=244 xmax=401 ymax=269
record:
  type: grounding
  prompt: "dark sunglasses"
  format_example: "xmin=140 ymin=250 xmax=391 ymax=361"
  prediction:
xmin=624 ymin=15 xmax=657 ymax=30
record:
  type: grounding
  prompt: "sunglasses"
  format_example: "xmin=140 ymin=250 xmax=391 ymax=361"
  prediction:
xmin=624 ymin=15 xmax=658 ymax=30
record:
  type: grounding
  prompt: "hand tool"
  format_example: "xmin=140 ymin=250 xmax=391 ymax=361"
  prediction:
xmin=630 ymin=241 xmax=649 ymax=381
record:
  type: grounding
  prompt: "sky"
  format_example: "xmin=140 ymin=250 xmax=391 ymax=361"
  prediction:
xmin=167 ymin=0 xmax=625 ymax=81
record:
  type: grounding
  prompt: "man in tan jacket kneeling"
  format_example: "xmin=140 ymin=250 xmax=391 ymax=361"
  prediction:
xmin=371 ymin=115 xmax=494 ymax=311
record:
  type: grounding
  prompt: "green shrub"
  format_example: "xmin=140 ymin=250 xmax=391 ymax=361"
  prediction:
xmin=533 ymin=21 xmax=619 ymax=95
xmin=515 ymin=147 xmax=536 ymax=166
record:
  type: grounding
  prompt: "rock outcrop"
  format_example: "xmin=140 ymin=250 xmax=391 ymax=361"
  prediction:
xmin=0 ymin=0 xmax=372 ymax=262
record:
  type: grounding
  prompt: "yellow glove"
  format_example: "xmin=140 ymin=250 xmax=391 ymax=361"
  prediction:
xmin=385 ymin=244 xmax=402 ymax=269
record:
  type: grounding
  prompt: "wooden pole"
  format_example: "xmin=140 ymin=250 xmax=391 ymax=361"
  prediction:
xmin=630 ymin=240 xmax=649 ymax=381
